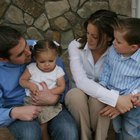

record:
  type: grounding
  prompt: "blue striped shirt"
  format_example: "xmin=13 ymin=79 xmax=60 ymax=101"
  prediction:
xmin=99 ymin=46 xmax=140 ymax=95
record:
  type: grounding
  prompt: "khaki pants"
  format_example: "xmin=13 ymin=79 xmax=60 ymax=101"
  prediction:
xmin=65 ymin=88 xmax=110 ymax=140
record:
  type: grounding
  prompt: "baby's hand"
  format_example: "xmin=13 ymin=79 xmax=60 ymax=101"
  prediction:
xmin=132 ymin=93 xmax=140 ymax=106
xmin=29 ymin=83 xmax=39 ymax=95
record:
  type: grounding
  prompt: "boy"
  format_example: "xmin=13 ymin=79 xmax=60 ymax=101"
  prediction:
xmin=99 ymin=18 xmax=140 ymax=140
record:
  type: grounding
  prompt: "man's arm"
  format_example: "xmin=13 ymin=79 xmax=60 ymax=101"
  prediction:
xmin=0 ymin=89 xmax=15 ymax=126
xmin=0 ymin=89 xmax=42 ymax=127
xmin=0 ymin=108 xmax=14 ymax=126
xmin=10 ymin=106 xmax=42 ymax=121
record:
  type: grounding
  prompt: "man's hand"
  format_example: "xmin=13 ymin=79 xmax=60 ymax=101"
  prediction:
xmin=11 ymin=106 xmax=42 ymax=121
xmin=116 ymin=95 xmax=133 ymax=113
xmin=99 ymin=105 xmax=120 ymax=119
xmin=30 ymin=82 xmax=59 ymax=106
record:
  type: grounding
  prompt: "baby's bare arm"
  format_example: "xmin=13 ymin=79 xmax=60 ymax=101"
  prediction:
xmin=19 ymin=68 xmax=39 ymax=94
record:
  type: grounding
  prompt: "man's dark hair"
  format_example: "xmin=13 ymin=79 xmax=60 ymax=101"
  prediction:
xmin=0 ymin=26 xmax=22 ymax=59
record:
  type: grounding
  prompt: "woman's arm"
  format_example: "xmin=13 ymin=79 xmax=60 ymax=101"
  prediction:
xmin=68 ymin=40 xmax=134 ymax=113
xmin=99 ymin=49 xmax=111 ymax=87
xmin=68 ymin=40 xmax=119 ymax=107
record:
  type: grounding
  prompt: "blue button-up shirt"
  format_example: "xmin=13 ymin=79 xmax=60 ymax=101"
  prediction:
xmin=0 ymin=62 xmax=26 ymax=126
xmin=100 ymin=46 xmax=140 ymax=95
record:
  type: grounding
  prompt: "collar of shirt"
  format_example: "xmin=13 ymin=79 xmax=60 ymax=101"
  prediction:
xmin=130 ymin=48 xmax=140 ymax=62
xmin=120 ymin=48 xmax=140 ymax=62
xmin=83 ymin=42 xmax=108 ymax=59
xmin=0 ymin=61 xmax=22 ymax=68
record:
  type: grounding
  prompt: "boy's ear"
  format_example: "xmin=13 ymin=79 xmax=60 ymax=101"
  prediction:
xmin=131 ymin=44 xmax=139 ymax=52
xmin=0 ymin=57 xmax=8 ymax=62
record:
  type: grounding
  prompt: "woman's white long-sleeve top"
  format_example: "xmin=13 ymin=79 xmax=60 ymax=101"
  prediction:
xmin=68 ymin=40 xmax=119 ymax=107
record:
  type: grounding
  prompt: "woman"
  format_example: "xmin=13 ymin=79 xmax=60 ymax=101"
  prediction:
xmin=65 ymin=10 xmax=133 ymax=140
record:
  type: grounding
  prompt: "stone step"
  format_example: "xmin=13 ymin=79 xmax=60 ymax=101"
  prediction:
xmin=0 ymin=128 xmax=13 ymax=140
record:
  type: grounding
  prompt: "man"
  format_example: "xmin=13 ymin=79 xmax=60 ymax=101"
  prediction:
xmin=0 ymin=26 xmax=78 ymax=140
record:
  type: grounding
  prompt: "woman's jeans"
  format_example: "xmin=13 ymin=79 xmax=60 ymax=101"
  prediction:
xmin=8 ymin=108 xmax=79 ymax=140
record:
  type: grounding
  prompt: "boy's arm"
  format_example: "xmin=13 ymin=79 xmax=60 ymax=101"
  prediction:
xmin=133 ymin=93 xmax=140 ymax=106
xmin=100 ymin=105 xmax=120 ymax=119
xmin=131 ymin=87 xmax=140 ymax=106
xmin=99 ymin=52 xmax=111 ymax=87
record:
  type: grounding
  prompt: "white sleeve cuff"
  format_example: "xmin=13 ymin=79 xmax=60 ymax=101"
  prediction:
xmin=96 ymin=87 xmax=119 ymax=107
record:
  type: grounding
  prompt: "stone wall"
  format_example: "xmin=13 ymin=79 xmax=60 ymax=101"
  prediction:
xmin=0 ymin=0 xmax=131 ymax=49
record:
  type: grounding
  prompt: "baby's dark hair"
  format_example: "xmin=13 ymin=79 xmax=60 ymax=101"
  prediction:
xmin=33 ymin=39 xmax=62 ymax=57
xmin=114 ymin=18 xmax=140 ymax=47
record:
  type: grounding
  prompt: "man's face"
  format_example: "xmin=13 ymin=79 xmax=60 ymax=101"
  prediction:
xmin=8 ymin=37 xmax=32 ymax=64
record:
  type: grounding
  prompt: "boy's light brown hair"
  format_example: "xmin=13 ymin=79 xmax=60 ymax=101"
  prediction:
xmin=114 ymin=18 xmax=140 ymax=47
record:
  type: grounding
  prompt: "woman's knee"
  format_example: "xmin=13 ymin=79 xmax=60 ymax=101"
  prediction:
xmin=65 ymin=88 xmax=87 ymax=107
xmin=89 ymin=97 xmax=106 ymax=110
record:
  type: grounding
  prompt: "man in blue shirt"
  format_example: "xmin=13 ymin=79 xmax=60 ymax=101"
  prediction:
xmin=0 ymin=26 xmax=78 ymax=140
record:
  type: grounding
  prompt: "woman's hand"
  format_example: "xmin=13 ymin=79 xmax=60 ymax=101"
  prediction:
xmin=100 ymin=94 xmax=134 ymax=119
xmin=116 ymin=95 xmax=133 ymax=113
xmin=30 ymin=82 xmax=59 ymax=106
xmin=99 ymin=105 xmax=120 ymax=119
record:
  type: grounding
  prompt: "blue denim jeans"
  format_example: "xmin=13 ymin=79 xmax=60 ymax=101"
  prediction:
xmin=8 ymin=108 xmax=79 ymax=140
xmin=8 ymin=119 xmax=41 ymax=140
xmin=114 ymin=107 xmax=140 ymax=140
xmin=48 ymin=107 xmax=79 ymax=140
